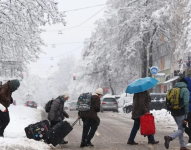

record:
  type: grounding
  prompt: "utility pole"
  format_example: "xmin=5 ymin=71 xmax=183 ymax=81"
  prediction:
xmin=146 ymin=45 xmax=149 ymax=77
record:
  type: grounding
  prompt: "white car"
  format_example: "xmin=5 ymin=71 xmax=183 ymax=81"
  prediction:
xmin=64 ymin=102 xmax=71 ymax=110
xmin=122 ymin=93 xmax=167 ymax=114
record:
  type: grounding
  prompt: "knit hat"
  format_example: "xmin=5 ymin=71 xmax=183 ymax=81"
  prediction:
xmin=180 ymin=77 xmax=188 ymax=85
xmin=9 ymin=79 xmax=20 ymax=92
xmin=95 ymin=88 xmax=103 ymax=95
xmin=63 ymin=91 xmax=69 ymax=98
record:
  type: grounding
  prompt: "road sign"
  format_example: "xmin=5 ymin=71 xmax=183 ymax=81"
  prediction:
xmin=150 ymin=66 xmax=158 ymax=75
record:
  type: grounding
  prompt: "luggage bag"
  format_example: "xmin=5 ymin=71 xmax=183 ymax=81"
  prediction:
xmin=47 ymin=119 xmax=79 ymax=146
xmin=140 ymin=113 xmax=155 ymax=136
xmin=25 ymin=120 xmax=51 ymax=141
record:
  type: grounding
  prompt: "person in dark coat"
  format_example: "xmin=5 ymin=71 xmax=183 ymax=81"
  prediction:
xmin=48 ymin=91 xmax=69 ymax=144
xmin=181 ymin=77 xmax=191 ymax=147
xmin=78 ymin=88 xmax=103 ymax=147
xmin=0 ymin=79 xmax=20 ymax=137
xmin=127 ymin=90 xmax=159 ymax=145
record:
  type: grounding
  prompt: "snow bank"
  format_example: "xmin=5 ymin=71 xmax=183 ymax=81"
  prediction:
xmin=118 ymin=108 xmax=176 ymax=127
xmin=0 ymin=105 xmax=51 ymax=150
xmin=151 ymin=109 xmax=175 ymax=126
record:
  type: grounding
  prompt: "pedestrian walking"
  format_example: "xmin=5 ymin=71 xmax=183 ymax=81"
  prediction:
xmin=127 ymin=90 xmax=159 ymax=145
xmin=182 ymin=77 xmax=191 ymax=147
xmin=48 ymin=91 xmax=69 ymax=144
xmin=164 ymin=77 xmax=190 ymax=150
xmin=78 ymin=88 xmax=103 ymax=147
xmin=0 ymin=79 xmax=20 ymax=137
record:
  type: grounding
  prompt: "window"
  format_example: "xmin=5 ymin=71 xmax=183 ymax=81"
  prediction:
xmin=103 ymin=98 xmax=117 ymax=102
xmin=161 ymin=57 xmax=165 ymax=70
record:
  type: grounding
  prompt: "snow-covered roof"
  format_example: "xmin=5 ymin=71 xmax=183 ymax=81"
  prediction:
xmin=163 ymin=76 xmax=179 ymax=84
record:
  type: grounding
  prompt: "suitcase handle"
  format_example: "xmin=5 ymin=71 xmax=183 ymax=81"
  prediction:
xmin=71 ymin=118 xmax=80 ymax=127
xmin=144 ymin=113 xmax=153 ymax=116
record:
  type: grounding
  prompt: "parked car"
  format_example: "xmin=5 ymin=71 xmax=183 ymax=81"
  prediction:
xmin=100 ymin=95 xmax=118 ymax=112
xmin=69 ymin=102 xmax=77 ymax=111
xmin=123 ymin=93 xmax=167 ymax=113
xmin=64 ymin=102 xmax=71 ymax=110
xmin=117 ymin=93 xmax=133 ymax=108
xmin=25 ymin=101 xmax=37 ymax=109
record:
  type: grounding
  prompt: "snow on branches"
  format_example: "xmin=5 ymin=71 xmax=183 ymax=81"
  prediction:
xmin=0 ymin=0 xmax=65 ymax=63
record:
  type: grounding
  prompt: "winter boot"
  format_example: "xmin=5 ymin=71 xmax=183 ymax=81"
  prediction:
xmin=87 ymin=141 xmax=94 ymax=147
xmin=180 ymin=147 xmax=190 ymax=150
xmin=148 ymin=140 xmax=159 ymax=144
xmin=127 ymin=141 xmax=138 ymax=145
xmin=80 ymin=141 xmax=89 ymax=148
xmin=60 ymin=139 xmax=68 ymax=144
xmin=164 ymin=136 xmax=172 ymax=149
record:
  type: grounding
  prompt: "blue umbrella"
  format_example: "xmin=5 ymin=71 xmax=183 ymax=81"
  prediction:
xmin=126 ymin=77 xmax=158 ymax=94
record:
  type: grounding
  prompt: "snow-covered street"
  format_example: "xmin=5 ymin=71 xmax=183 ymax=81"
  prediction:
xmin=0 ymin=105 xmax=51 ymax=150
xmin=0 ymin=105 xmax=186 ymax=150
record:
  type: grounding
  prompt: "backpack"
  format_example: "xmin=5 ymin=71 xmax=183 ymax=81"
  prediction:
xmin=166 ymin=87 xmax=184 ymax=111
xmin=77 ymin=93 xmax=92 ymax=111
xmin=45 ymin=99 xmax=54 ymax=113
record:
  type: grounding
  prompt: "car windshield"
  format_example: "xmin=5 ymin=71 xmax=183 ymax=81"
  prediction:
xmin=150 ymin=94 xmax=166 ymax=100
xmin=103 ymin=98 xmax=116 ymax=102
xmin=70 ymin=102 xmax=77 ymax=106
xmin=27 ymin=101 xmax=35 ymax=104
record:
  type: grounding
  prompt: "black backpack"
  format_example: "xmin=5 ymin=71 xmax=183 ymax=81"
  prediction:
xmin=45 ymin=99 xmax=54 ymax=113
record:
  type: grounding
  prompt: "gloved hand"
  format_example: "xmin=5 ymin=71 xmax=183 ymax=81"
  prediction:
xmin=0 ymin=104 xmax=6 ymax=112
xmin=182 ymin=118 xmax=188 ymax=128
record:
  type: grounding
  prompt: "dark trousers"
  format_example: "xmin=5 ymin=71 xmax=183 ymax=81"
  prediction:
xmin=82 ymin=118 xmax=100 ymax=143
xmin=128 ymin=118 xmax=155 ymax=142
xmin=0 ymin=110 xmax=10 ymax=137
xmin=185 ymin=112 xmax=191 ymax=143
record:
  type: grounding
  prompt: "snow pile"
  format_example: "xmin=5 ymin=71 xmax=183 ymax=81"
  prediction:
xmin=151 ymin=109 xmax=175 ymax=126
xmin=119 ymin=108 xmax=176 ymax=127
xmin=0 ymin=105 xmax=51 ymax=150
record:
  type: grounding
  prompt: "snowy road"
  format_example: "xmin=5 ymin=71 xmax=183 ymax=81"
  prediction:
xmin=42 ymin=110 xmax=186 ymax=150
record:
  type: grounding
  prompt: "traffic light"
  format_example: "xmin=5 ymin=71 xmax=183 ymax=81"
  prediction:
xmin=21 ymin=73 xmax=23 ymax=80
xmin=73 ymin=74 xmax=76 ymax=80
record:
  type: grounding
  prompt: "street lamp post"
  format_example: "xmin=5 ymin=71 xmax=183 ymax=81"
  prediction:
xmin=109 ymin=79 xmax=114 ymax=95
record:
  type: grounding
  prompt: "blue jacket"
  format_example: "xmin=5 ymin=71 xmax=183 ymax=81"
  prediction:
xmin=174 ymin=82 xmax=190 ymax=114
xmin=185 ymin=77 xmax=191 ymax=112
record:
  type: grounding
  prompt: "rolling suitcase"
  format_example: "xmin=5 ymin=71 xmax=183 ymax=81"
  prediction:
xmin=140 ymin=113 xmax=155 ymax=136
xmin=25 ymin=120 xmax=51 ymax=141
xmin=47 ymin=118 xmax=79 ymax=146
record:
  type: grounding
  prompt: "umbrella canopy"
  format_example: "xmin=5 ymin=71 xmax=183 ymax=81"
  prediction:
xmin=126 ymin=77 xmax=158 ymax=94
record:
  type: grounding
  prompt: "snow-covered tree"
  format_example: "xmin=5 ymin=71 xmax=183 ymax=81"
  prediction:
xmin=68 ymin=0 xmax=172 ymax=96
xmin=0 ymin=0 xmax=65 ymax=63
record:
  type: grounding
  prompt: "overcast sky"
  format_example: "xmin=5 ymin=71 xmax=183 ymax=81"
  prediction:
xmin=27 ymin=0 xmax=107 ymax=78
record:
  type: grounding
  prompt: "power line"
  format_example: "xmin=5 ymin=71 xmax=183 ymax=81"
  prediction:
xmin=45 ymin=7 xmax=106 ymax=33
xmin=63 ymin=4 xmax=107 ymax=12
xmin=45 ymin=42 xmax=84 ymax=45
xmin=40 ymin=46 xmax=83 ymax=58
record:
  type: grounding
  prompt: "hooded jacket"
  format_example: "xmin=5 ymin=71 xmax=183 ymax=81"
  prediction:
xmin=132 ymin=90 xmax=151 ymax=119
xmin=0 ymin=81 xmax=12 ymax=107
xmin=48 ymin=96 xmax=69 ymax=121
xmin=173 ymin=82 xmax=189 ymax=115
xmin=78 ymin=93 xmax=100 ymax=120
xmin=185 ymin=77 xmax=191 ymax=112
